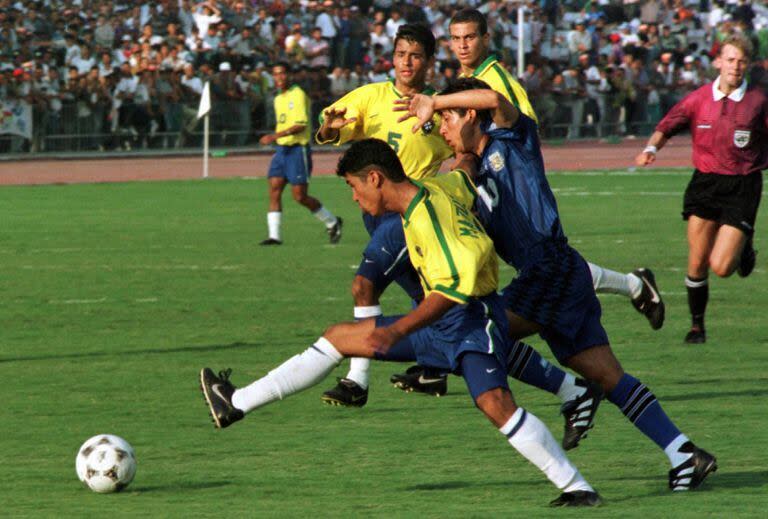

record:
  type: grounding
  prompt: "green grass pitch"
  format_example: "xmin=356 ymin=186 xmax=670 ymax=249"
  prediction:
xmin=1 ymin=169 xmax=766 ymax=517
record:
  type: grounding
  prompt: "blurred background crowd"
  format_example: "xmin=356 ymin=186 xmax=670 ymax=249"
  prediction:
xmin=0 ymin=0 xmax=766 ymax=153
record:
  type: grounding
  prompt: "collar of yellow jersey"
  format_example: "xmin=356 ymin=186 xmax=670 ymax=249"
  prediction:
xmin=402 ymin=182 xmax=427 ymax=227
xmin=471 ymin=54 xmax=499 ymax=77
xmin=389 ymin=78 xmax=437 ymax=97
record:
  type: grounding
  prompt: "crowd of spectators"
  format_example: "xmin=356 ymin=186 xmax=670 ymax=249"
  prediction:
xmin=0 ymin=0 xmax=767 ymax=153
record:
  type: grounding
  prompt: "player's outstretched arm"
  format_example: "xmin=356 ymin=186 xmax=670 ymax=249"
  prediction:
xmin=260 ymin=124 xmax=307 ymax=145
xmin=394 ymin=90 xmax=520 ymax=132
xmin=635 ymin=131 xmax=669 ymax=166
xmin=365 ymin=293 xmax=456 ymax=354
xmin=315 ymin=107 xmax=357 ymax=144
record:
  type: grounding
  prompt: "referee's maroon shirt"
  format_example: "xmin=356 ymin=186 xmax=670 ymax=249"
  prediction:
xmin=655 ymin=78 xmax=768 ymax=176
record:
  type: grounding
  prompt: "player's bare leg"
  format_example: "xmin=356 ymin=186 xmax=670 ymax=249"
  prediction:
xmin=261 ymin=177 xmax=287 ymax=245
xmin=291 ymin=183 xmax=343 ymax=244
xmin=472 ymin=383 xmax=599 ymax=507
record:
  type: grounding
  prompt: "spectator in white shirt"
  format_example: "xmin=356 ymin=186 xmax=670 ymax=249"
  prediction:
xmin=385 ymin=8 xmax=405 ymax=39
xmin=193 ymin=1 xmax=222 ymax=37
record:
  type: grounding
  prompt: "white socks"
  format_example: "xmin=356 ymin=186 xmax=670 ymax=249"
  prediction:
xmin=313 ymin=206 xmax=337 ymax=228
xmin=500 ymin=408 xmax=594 ymax=493
xmin=556 ymin=373 xmax=587 ymax=403
xmin=231 ymin=337 xmax=343 ymax=413
xmin=344 ymin=305 xmax=382 ymax=389
xmin=664 ymin=433 xmax=693 ymax=467
xmin=588 ymin=262 xmax=642 ymax=299
xmin=267 ymin=211 xmax=281 ymax=241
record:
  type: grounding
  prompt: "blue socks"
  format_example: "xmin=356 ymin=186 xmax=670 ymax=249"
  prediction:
xmin=607 ymin=373 xmax=681 ymax=450
xmin=506 ymin=341 xmax=567 ymax=395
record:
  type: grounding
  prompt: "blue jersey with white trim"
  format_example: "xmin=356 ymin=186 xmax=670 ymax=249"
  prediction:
xmin=473 ymin=115 xmax=566 ymax=270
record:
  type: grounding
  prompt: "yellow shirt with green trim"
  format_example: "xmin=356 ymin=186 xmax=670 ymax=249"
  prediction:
xmin=274 ymin=84 xmax=310 ymax=146
xmin=402 ymin=169 xmax=498 ymax=304
xmin=463 ymin=54 xmax=538 ymax=123
xmin=316 ymin=81 xmax=453 ymax=181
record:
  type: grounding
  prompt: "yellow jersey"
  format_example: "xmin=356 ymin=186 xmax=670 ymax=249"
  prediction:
xmin=274 ymin=85 xmax=310 ymax=146
xmin=317 ymin=80 xmax=453 ymax=181
xmin=463 ymin=55 xmax=538 ymax=123
xmin=402 ymin=169 xmax=498 ymax=304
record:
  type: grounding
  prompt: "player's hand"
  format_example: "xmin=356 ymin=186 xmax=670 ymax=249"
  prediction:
xmin=393 ymin=94 xmax=436 ymax=133
xmin=365 ymin=326 xmax=403 ymax=356
xmin=321 ymin=107 xmax=357 ymax=130
xmin=259 ymin=134 xmax=276 ymax=145
xmin=635 ymin=151 xmax=656 ymax=166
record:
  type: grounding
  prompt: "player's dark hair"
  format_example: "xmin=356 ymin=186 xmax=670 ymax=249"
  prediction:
xmin=272 ymin=61 xmax=290 ymax=71
xmin=439 ymin=77 xmax=494 ymax=125
xmin=450 ymin=8 xmax=488 ymax=36
xmin=336 ymin=139 xmax=407 ymax=183
xmin=393 ymin=23 xmax=436 ymax=59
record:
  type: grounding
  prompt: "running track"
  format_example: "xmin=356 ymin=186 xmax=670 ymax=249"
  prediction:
xmin=0 ymin=138 xmax=693 ymax=186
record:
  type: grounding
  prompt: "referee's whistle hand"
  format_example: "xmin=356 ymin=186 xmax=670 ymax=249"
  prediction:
xmin=635 ymin=152 xmax=656 ymax=167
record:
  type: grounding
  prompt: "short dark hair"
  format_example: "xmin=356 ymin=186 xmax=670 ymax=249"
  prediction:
xmin=272 ymin=61 xmax=290 ymax=71
xmin=439 ymin=77 xmax=493 ymax=125
xmin=450 ymin=8 xmax=487 ymax=36
xmin=393 ymin=23 xmax=436 ymax=59
xmin=336 ymin=139 xmax=407 ymax=182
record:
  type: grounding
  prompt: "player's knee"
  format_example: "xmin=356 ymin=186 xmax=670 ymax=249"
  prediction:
xmin=351 ymin=276 xmax=377 ymax=305
xmin=709 ymin=257 xmax=735 ymax=278
xmin=474 ymin=388 xmax=517 ymax=428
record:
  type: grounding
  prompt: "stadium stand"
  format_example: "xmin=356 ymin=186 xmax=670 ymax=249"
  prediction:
xmin=0 ymin=0 xmax=766 ymax=153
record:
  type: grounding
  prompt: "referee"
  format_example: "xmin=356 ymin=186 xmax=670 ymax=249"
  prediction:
xmin=635 ymin=35 xmax=768 ymax=344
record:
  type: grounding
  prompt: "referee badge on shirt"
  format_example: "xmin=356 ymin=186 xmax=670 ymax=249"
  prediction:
xmin=289 ymin=101 xmax=294 ymax=110
xmin=734 ymin=130 xmax=750 ymax=148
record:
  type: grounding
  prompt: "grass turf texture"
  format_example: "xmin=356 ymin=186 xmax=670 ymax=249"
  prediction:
xmin=1 ymin=170 xmax=766 ymax=517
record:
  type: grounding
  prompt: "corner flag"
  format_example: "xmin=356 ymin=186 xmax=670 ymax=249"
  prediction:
xmin=197 ymin=81 xmax=211 ymax=119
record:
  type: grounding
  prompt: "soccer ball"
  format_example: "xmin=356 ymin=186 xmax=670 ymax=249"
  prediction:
xmin=76 ymin=434 xmax=137 ymax=493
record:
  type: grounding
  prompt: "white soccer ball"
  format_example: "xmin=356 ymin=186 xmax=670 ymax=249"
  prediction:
xmin=75 ymin=434 xmax=137 ymax=493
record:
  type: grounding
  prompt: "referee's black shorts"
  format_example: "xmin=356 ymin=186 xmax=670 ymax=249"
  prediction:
xmin=682 ymin=169 xmax=763 ymax=236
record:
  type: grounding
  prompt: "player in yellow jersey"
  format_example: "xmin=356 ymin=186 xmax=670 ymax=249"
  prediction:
xmin=449 ymin=8 xmax=537 ymax=122
xmin=445 ymin=9 xmax=665 ymax=329
xmin=258 ymin=63 xmax=342 ymax=246
xmin=316 ymin=25 xmax=453 ymax=406
xmin=200 ymin=138 xmax=601 ymax=507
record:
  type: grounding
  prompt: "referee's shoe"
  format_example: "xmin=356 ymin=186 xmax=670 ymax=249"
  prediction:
xmin=737 ymin=238 xmax=756 ymax=277
xmin=631 ymin=268 xmax=665 ymax=330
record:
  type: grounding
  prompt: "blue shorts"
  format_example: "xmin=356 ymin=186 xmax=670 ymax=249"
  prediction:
xmin=502 ymin=243 xmax=609 ymax=364
xmin=374 ymin=294 xmax=511 ymax=401
xmin=267 ymin=145 xmax=312 ymax=185
xmin=355 ymin=212 xmax=424 ymax=302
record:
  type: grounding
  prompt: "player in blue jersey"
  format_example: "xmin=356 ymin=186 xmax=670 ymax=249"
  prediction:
xmin=394 ymin=78 xmax=718 ymax=492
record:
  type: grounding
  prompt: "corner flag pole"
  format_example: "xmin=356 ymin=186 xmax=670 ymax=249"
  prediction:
xmin=197 ymin=81 xmax=212 ymax=179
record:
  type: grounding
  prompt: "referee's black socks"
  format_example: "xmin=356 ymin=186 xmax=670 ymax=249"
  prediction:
xmin=685 ymin=275 xmax=708 ymax=329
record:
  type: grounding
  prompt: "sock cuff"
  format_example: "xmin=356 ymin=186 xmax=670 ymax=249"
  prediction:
xmin=354 ymin=305 xmax=382 ymax=319
xmin=313 ymin=337 xmax=343 ymax=363
xmin=499 ymin=407 xmax=527 ymax=438
xmin=267 ymin=211 xmax=282 ymax=216
xmin=685 ymin=276 xmax=708 ymax=288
